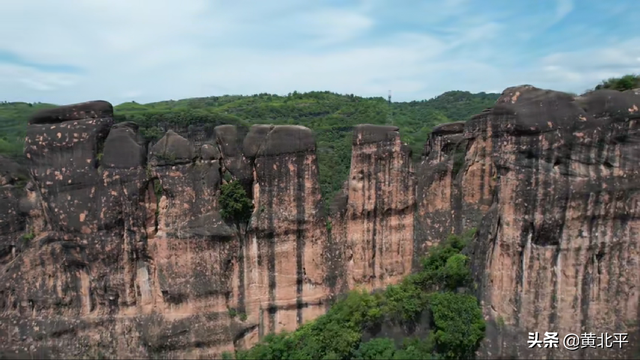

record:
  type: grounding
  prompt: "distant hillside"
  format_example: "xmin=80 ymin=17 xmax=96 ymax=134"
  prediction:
xmin=0 ymin=90 xmax=500 ymax=206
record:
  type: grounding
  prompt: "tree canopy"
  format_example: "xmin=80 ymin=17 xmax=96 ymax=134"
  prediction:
xmin=230 ymin=229 xmax=484 ymax=360
xmin=219 ymin=181 xmax=253 ymax=226
xmin=594 ymin=74 xmax=640 ymax=91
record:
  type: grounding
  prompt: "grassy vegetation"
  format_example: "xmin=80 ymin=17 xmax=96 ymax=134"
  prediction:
xmin=228 ymin=229 xmax=483 ymax=360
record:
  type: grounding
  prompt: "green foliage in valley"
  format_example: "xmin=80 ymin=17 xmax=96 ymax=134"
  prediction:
xmin=228 ymin=229 xmax=484 ymax=360
xmin=0 ymin=91 xmax=499 ymax=207
xmin=219 ymin=181 xmax=254 ymax=227
xmin=594 ymin=74 xmax=640 ymax=92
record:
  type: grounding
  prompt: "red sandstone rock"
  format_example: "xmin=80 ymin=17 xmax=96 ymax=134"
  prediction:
xmin=1 ymin=87 xmax=639 ymax=360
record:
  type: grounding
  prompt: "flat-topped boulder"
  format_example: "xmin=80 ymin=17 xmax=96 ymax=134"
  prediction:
xmin=243 ymin=125 xmax=315 ymax=157
xmin=28 ymin=100 xmax=113 ymax=125
xmin=431 ymin=121 xmax=465 ymax=135
xmin=352 ymin=124 xmax=400 ymax=145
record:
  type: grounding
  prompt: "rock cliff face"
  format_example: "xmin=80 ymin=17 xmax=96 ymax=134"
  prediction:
xmin=463 ymin=86 xmax=640 ymax=359
xmin=0 ymin=104 xmax=337 ymax=358
xmin=417 ymin=86 xmax=640 ymax=359
xmin=330 ymin=125 xmax=415 ymax=291
xmin=1 ymin=85 xmax=639 ymax=359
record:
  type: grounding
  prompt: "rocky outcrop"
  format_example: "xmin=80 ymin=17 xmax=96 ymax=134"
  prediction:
xmin=242 ymin=125 xmax=329 ymax=338
xmin=466 ymin=87 xmax=640 ymax=359
xmin=2 ymin=85 xmax=639 ymax=359
xmin=415 ymin=86 xmax=640 ymax=359
xmin=0 ymin=104 xmax=335 ymax=358
xmin=414 ymin=121 xmax=469 ymax=259
xmin=330 ymin=125 xmax=415 ymax=291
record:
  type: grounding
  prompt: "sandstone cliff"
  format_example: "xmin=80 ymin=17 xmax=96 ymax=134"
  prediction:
xmin=1 ymin=85 xmax=639 ymax=359
xmin=465 ymin=86 xmax=640 ymax=359
xmin=415 ymin=86 xmax=640 ymax=359
xmin=330 ymin=125 xmax=415 ymax=292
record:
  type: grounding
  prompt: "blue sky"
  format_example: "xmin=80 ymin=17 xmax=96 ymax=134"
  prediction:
xmin=0 ymin=0 xmax=639 ymax=105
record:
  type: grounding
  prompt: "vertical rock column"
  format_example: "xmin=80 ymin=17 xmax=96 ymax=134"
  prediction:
xmin=414 ymin=121 xmax=474 ymax=261
xmin=243 ymin=125 xmax=330 ymax=337
xmin=338 ymin=124 xmax=415 ymax=291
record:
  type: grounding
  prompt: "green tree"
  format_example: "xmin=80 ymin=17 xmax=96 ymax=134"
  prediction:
xmin=392 ymin=338 xmax=436 ymax=360
xmin=441 ymin=253 xmax=471 ymax=290
xmin=429 ymin=292 xmax=485 ymax=360
xmin=354 ymin=338 xmax=397 ymax=359
xmin=219 ymin=181 xmax=253 ymax=228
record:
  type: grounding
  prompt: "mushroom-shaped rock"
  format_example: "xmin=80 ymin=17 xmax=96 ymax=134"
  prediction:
xmin=102 ymin=122 xmax=147 ymax=168
xmin=151 ymin=130 xmax=195 ymax=165
xmin=215 ymin=125 xmax=248 ymax=158
xmin=214 ymin=125 xmax=252 ymax=183
xmin=263 ymin=125 xmax=315 ymax=156
xmin=242 ymin=125 xmax=272 ymax=158
xmin=28 ymin=100 xmax=113 ymax=125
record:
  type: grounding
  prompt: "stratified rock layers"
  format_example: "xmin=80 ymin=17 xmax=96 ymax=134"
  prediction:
xmin=0 ymin=86 xmax=639 ymax=360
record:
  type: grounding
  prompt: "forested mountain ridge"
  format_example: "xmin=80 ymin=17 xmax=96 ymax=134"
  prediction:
xmin=0 ymin=90 xmax=500 ymax=206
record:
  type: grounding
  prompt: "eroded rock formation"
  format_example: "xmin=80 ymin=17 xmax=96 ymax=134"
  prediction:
xmin=465 ymin=86 xmax=640 ymax=359
xmin=1 ymin=85 xmax=639 ymax=359
xmin=330 ymin=125 xmax=415 ymax=291
xmin=416 ymin=86 xmax=640 ymax=359
xmin=0 ymin=104 xmax=336 ymax=358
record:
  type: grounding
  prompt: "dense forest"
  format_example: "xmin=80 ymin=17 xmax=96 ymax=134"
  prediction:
xmin=230 ymin=229 xmax=483 ymax=360
xmin=0 ymin=90 xmax=499 ymax=206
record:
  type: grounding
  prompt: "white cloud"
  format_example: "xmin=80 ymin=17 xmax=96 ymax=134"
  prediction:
xmin=0 ymin=0 xmax=636 ymax=104
xmin=537 ymin=38 xmax=640 ymax=92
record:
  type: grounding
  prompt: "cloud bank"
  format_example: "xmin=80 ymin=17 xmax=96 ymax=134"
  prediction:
xmin=0 ymin=0 xmax=639 ymax=104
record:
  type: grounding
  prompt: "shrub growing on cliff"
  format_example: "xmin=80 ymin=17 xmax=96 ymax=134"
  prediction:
xmin=220 ymin=181 xmax=253 ymax=227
